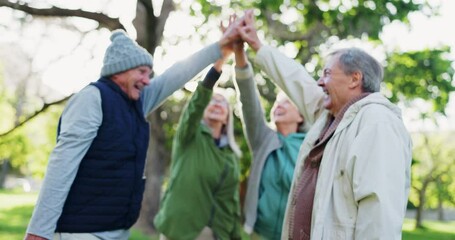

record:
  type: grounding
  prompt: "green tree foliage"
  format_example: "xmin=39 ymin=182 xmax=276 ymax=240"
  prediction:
xmin=385 ymin=47 xmax=455 ymax=113
xmin=1 ymin=0 xmax=454 ymax=231
xmin=195 ymin=0 xmax=427 ymax=61
xmin=0 ymin=62 xmax=64 ymax=179
xmin=1 ymin=0 xmax=452 ymax=179
xmin=192 ymin=3 xmax=455 ymax=227
xmin=410 ymin=131 xmax=455 ymax=227
xmin=190 ymin=0 xmax=454 ymax=174
xmin=189 ymin=0 xmax=454 ymax=118
xmin=411 ymin=132 xmax=455 ymax=206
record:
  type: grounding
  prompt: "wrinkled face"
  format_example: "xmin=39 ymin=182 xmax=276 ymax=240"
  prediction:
xmin=112 ymin=66 xmax=152 ymax=100
xmin=317 ymin=55 xmax=353 ymax=116
xmin=203 ymin=93 xmax=229 ymax=124
xmin=272 ymin=93 xmax=303 ymax=126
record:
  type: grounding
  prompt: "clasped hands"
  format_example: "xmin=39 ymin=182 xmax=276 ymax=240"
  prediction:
xmin=219 ymin=9 xmax=263 ymax=60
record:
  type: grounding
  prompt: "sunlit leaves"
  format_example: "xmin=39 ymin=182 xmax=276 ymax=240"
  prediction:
xmin=384 ymin=47 xmax=455 ymax=114
xmin=0 ymin=68 xmax=64 ymax=178
xmin=410 ymin=132 xmax=455 ymax=209
xmin=187 ymin=0 xmax=453 ymax=182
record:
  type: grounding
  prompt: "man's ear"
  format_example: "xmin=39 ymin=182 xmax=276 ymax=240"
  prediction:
xmin=350 ymin=71 xmax=362 ymax=89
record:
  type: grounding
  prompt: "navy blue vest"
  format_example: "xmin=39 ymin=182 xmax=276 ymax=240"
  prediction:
xmin=56 ymin=78 xmax=150 ymax=232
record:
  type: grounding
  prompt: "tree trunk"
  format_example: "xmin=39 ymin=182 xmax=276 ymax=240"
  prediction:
xmin=132 ymin=0 xmax=174 ymax=233
xmin=415 ymin=188 xmax=425 ymax=229
xmin=415 ymin=178 xmax=431 ymax=229
xmin=437 ymin=177 xmax=445 ymax=221
xmin=135 ymin=109 xmax=170 ymax=234
xmin=437 ymin=200 xmax=444 ymax=221
xmin=0 ymin=159 xmax=10 ymax=188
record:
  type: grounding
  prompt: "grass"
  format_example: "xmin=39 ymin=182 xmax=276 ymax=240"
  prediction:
xmin=402 ymin=218 xmax=455 ymax=240
xmin=0 ymin=189 xmax=154 ymax=240
xmin=0 ymin=189 xmax=37 ymax=240
xmin=1 ymin=189 xmax=455 ymax=240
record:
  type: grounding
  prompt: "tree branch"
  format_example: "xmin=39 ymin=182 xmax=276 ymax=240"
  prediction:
xmin=158 ymin=0 xmax=174 ymax=33
xmin=138 ymin=0 xmax=153 ymax=10
xmin=0 ymin=0 xmax=124 ymax=30
xmin=0 ymin=95 xmax=72 ymax=138
xmin=148 ymin=0 xmax=175 ymax=51
xmin=134 ymin=0 xmax=174 ymax=54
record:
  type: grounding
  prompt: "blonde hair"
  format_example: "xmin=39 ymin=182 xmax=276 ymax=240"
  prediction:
xmin=269 ymin=91 xmax=306 ymax=133
xmin=213 ymin=88 xmax=242 ymax=158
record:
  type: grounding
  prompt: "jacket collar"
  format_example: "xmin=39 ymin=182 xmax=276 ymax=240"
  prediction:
xmin=333 ymin=92 xmax=402 ymax=135
xmin=99 ymin=77 xmax=139 ymax=102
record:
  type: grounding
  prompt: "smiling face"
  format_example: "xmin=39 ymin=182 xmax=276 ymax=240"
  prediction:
xmin=111 ymin=65 xmax=152 ymax=100
xmin=272 ymin=93 xmax=303 ymax=127
xmin=317 ymin=54 xmax=360 ymax=116
xmin=203 ymin=93 xmax=229 ymax=124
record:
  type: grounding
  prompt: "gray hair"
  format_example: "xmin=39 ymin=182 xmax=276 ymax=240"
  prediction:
xmin=329 ymin=48 xmax=383 ymax=92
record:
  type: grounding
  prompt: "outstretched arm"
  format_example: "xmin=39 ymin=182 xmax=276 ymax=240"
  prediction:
xmin=233 ymin=41 xmax=273 ymax=150
xmin=141 ymin=16 xmax=241 ymax=116
xmin=238 ymin=10 xmax=325 ymax=128
xmin=174 ymin=65 xmax=223 ymax=144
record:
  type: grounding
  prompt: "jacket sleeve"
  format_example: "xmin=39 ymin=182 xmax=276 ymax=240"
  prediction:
xmin=350 ymin=109 xmax=412 ymax=239
xmin=26 ymin=86 xmax=102 ymax=240
xmin=174 ymin=67 xmax=221 ymax=144
xmin=234 ymin=63 xmax=274 ymax=151
xmin=254 ymin=45 xmax=326 ymax=130
xmin=141 ymin=43 xmax=221 ymax=116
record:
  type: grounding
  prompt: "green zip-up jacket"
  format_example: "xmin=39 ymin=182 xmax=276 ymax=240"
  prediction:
xmin=154 ymin=81 xmax=241 ymax=240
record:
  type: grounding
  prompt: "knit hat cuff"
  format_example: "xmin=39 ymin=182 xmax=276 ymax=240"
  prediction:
xmin=101 ymin=54 xmax=153 ymax=77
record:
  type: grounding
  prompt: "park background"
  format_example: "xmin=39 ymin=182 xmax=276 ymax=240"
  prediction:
xmin=0 ymin=0 xmax=454 ymax=239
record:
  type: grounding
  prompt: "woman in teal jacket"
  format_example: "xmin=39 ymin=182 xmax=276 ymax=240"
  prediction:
xmin=154 ymin=58 xmax=242 ymax=240
xmin=233 ymin=42 xmax=306 ymax=239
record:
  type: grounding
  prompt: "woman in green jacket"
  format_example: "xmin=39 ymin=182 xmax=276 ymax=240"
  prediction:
xmin=154 ymin=58 xmax=242 ymax=240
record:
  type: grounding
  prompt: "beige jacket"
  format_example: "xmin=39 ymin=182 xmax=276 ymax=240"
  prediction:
xmin=254 ymin=45 xmax=412 ymax=240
